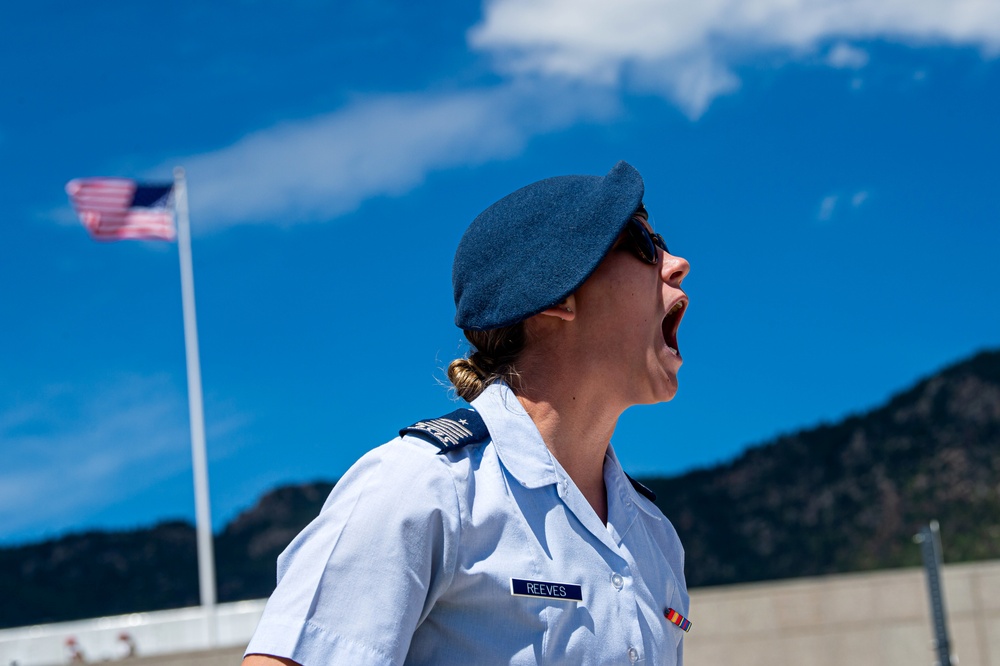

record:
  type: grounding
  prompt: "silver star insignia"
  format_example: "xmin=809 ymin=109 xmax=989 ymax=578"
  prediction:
xmin=459 ymin=419 xmax=469 ymax=425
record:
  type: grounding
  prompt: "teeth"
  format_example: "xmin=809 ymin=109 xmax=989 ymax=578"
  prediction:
xmin=668 ymin=346 xmax=678 ymax=355
xmin=669 ymin=301 xmax=684 ymax=315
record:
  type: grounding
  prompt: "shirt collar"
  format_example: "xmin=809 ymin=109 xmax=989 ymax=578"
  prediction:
xmin=604 ymin=444 xmax=662 ymax=520
xmin=471 ymin=382 xmax=560 ymax=489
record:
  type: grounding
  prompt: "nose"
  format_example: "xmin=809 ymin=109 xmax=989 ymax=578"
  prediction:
xmin=660 ymin=251 xmax=690 ymax=287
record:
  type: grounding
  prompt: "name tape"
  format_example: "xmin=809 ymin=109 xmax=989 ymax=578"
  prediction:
xmin=510 ymin=578 xmax=583 ymax=603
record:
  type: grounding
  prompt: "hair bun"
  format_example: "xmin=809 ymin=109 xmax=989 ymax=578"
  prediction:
xmin=447 ymin=357 xmax=488 ymax=402
xmin=447 ymin=323 xmax=527 ymax=402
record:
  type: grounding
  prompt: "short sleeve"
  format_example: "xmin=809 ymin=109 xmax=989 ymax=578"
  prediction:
xmin=245 ymin=439 xmax=463 ymax=665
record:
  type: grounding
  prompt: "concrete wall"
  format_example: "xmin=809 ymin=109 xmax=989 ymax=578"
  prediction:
xmin=685 ymin=559 xmax=1000 ymax=666
xmin=0 ymin=600 xmax=265 ymax=666
xmin=3 ymin=559 xmax=999 ymax=665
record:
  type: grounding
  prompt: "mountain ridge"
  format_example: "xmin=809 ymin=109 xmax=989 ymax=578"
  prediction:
xmin=3 ymin=348 xmax=998 ymax=628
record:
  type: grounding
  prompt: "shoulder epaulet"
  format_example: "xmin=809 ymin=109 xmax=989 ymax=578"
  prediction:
xmin=625 ymin=473 xmax=657 ymax=502
xmin=399 ymin=408 xmax=490 ymax=454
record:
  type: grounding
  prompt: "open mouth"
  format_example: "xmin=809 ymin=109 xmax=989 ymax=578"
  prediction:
xmin=661 ymin=300 xmax=686 ymax=357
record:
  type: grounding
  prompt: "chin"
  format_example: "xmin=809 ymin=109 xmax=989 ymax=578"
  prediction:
xmin=633 ymin=378 xmax=678 ymax=406
xmin=655 ymin=386 xmax=679 ymax=404
xmin=651 ymin=371 xmax=680 ymax=404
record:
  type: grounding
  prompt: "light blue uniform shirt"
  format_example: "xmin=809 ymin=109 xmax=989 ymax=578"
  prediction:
xmin=246 ymin=383 xmax=689 ymax=664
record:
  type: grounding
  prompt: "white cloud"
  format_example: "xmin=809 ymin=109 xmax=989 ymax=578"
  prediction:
xmin=177 ymin=83 xmax=616 ymax=229
xmin=827 ymin=43 xmax=869 ymax=69
xmin=818 ymin=195 xmax=838 ymax=221
xmin=469 ymin=0 xmax=1000 ymax=117
xmin=125 ymin=0 xmax=999 ymax=230
xmin=0 ymin=375 xmax=248 ymax=543
xmin=816 ymin=189 xmax=868 ymax=221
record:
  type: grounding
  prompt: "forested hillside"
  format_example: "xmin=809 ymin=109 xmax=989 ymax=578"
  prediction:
xmin=3 ymin=350 xmax=998 ymax=628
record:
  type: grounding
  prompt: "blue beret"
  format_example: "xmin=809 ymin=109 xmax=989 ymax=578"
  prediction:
xmin=453 ymin=161 xmax=644 ymax=330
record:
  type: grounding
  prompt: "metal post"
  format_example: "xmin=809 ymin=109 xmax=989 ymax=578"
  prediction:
xmin=174 ymin=167 xmax=217 ymax=647
xmin=914 ymin=521 xmax=954 ymax=666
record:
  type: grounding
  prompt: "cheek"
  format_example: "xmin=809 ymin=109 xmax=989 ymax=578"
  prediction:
xmin=609 ymin=272 xmax=656 ymax=317
xmin=595 ymin=286 xmax=654 ymax=341
xmin=577 ymin=255 xmax=658 ymax=330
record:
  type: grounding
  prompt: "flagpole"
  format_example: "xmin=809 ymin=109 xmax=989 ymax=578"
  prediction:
xmin=174 ymin=166 xmax=217 ymax=645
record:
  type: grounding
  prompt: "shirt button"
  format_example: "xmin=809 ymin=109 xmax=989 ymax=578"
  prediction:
xmin=628 ymin=647 xmax=639 ymax=662
xmin=611 ymin=573 xmax=624 ymax=589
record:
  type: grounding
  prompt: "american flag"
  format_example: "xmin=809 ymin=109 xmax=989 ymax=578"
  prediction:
xmin=66 ymin=177 xmax=176 ymax=241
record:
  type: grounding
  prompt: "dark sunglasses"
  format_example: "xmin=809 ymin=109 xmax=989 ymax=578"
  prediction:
xmin=622 ymin=216 xmax=669 ymax=264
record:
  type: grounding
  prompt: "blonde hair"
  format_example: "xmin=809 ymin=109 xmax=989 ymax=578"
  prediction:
xmin=447 ymin=323 xmax=527 ymax=402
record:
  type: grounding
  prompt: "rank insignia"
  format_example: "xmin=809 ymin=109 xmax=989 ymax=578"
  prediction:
xmin=664 ymin=608 xmax=692 ymax=632
xmin=400 ymin=408 xmax=490 ymax=453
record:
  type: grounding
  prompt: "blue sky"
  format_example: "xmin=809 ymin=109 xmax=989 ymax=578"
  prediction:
xmin=2 ymin=0 xmax=998 ymax=545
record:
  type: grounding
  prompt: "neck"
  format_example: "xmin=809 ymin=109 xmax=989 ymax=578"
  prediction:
xmin=513 ymin=351 xmax=625 ymax=524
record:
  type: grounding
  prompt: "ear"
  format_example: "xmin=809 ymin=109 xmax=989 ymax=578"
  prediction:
xmin=539 ymin=294 xmax=577 ymax=321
